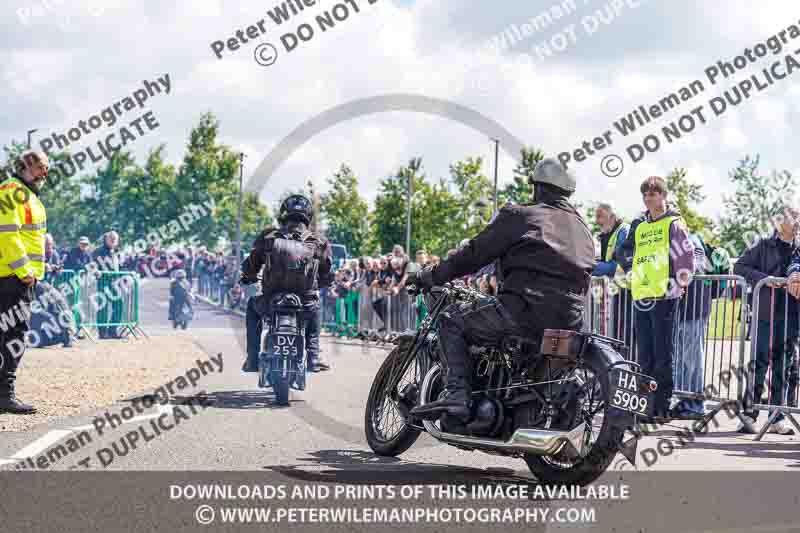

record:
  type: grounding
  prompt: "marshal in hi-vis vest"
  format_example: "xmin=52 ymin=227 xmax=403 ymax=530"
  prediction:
xmin=0 ymin=177 xmax=46 ymax=280
xmin=262 ymin=229 xmax=320 ymax=294
xmin=631 ymin=216 xmax=680 ymax=301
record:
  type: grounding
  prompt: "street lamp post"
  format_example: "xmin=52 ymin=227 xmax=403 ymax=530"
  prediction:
xmin=491 ymin=138 xmax=500 ymax=214
xmin=405 ymin=168 xmax=412 ymax=256
xmin=235 ymin=152 xmax=245 ymax=263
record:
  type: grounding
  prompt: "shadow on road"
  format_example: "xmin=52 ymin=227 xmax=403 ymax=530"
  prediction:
xmin=264 ymin=448 xmax=542 ymax=489
xmin=170 ymin=390 xmax=299 ymax=410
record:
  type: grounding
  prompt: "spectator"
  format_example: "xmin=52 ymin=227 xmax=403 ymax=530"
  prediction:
xmin=93 ymin=231 xmax=120 ymax=272
xmin=63 ymin=236 xmax=93 ymax=272
xmin=93 ymin=231 xmax=123 ymax=339
xmin=430 ymin=255 xmax=441 ymax=267
xmin=737 ymin=206 xmax=800 ymax=435
xmin=196 ymin=248 xmax=209 ymax=296
xmin=184 ymin=247 xmax=194 ymax=288
xmin=371 ymin=256 xmax=392 ymax=329
xmin=618 ymin=176 xmax=694 ymax=421
xmin=415 ymin=250 xmax=429 ymax=269
xmin=594 ymin=203 xmax=629 ymax=277
xmin=671 ymin=232 xmax=710 ymax=419
xmin=43 ymin=233 xmax=62 ymax=283
xmin=595 ymin=203 xmax=634 ymax=347
xmin=222 ymin=255 xmax=237 ymax=306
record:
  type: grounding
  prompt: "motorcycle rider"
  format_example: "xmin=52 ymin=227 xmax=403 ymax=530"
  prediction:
xmin=169 ymin=269 xmax=194 ymax=328
xmin=240 ymin=194 xmax=333 ymax=375
xmin=408 ymin=158 xmax=596 ymax=421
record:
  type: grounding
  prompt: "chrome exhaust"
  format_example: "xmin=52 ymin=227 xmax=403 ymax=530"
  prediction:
xmin=422 ymin=419 xmax=586 ymax=457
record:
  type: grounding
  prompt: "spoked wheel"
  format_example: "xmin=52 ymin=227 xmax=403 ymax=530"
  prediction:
xmin=525 ymin=356 xmax=624 ymax=486
xmin=364 ymin=345 xmax=424 ymax=456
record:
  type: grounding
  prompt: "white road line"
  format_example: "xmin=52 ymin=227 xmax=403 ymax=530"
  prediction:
xmin=11 ymin=430 xmax=74 ymax=459
xmin=4 ymin=403 xmax=193 ymax=464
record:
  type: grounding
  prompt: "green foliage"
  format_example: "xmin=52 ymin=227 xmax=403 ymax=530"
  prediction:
xmin=321 ymin=164 xmax=369 ymax=256
xmin=666 ymin=167 xmax=715 ymax=243
xmin=717 ymin=155 xmax=796 ymax=253
xmin=2 ymin=112 xmax=270 ymax=253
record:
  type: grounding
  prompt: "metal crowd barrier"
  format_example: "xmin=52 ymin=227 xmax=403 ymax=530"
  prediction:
xmin=584 ymin=274 xmax=752 ymax=430
xmin=746 ymin=276 xmax=800 ymax=439
xmin=76 ymin=271 xmax=144 ymax=339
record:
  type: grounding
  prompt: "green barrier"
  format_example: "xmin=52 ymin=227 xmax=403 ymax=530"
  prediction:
xmin=50 ymin=269 xmax=82 ymax=330
xmin=78 ymin=271 xmax=144 ymax=339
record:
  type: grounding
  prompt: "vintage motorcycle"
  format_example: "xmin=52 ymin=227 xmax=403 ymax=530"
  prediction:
xmin=258 ymin=292 xmax=308 ymax=406
xmin=364 ymin=282 xmax=656 ymax=486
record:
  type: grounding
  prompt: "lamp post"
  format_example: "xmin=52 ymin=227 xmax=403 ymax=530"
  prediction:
xmin=27 ymin=129 xmax=38 ymax=149
xmin=235 ymin=152 xmax=245 ymax=262
xmin=490 ymin=138 xmax=500 ymax=214
xmin=405 ymin=168 xmax=413 ymax=256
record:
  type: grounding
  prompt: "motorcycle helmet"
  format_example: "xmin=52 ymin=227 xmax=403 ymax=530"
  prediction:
xmin=278 ymin=194 xmax=313 ymax=225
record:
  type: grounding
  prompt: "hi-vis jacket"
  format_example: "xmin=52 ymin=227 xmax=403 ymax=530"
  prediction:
xmin=0 ymin=177 xmax=46 ymax=279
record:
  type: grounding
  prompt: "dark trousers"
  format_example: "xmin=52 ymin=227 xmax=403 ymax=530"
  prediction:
xmin=0 ymin=277 xmax=33 ymax=398
xmin=747 ymin=319 xmax=799 ymax=418
xmin=438 ymin=296 xmax=529 ymax=388
xmin=634 ymin=298 xmax=678 ymax=414
xmin=245 ymin=294 xmax=320 ymax=370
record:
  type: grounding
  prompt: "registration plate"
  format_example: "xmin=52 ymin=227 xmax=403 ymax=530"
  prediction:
xmin=609 ymin=368 xmax=656 ymax=416
xmin=268 ymin=334 xmax=303 ymax=358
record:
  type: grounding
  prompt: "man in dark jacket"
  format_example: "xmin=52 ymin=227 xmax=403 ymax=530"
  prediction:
xmin=93 ymin=231 xmax=121 ymax=339
xmin=240 ymin=194 xmax=333 ymax=377
xmin=408 ymin=158 xmax=596 ymax=420
xmin=63 ymin=236 xmax=93 ymax=271
xmin=735 ymin=209 xmax=800 ymax=435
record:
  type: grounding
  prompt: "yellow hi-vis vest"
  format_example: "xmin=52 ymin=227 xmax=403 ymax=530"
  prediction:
xmin=604 ymin=222 xmax=628 ymax=262
xmin=0 ymin=177 xmax=46 ymax=280
xmin=631 ymin=215 xmax=680 ymax=301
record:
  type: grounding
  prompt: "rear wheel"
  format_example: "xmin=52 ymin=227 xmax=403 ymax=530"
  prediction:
xmin=365 ymin=345 xmax=422 ymax=456
xmin=524 ymin=356 xmax=624 ymax=486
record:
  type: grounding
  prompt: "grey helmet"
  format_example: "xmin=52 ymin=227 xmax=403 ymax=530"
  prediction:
xmin=529 ymin=158 xmax=576 ymax=193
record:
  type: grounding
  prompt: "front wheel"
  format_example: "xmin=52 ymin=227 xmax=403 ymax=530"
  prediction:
xmin=273 ymin=375 xmax=290 ymax=406
xmin=365 ymin=345 xmax=422 ymax=456
xmin=524 ymin=354 xmax=626 ymax=486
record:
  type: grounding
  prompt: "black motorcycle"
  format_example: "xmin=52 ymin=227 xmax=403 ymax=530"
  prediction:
xmin=258 ymin=292 xmax=307 ymax=406
xmin=364 ymin=282 xmax=656 ymax=486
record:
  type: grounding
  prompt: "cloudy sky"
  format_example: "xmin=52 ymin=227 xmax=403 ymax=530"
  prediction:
xmin=3 ymin=0 xmax=800 ymax=221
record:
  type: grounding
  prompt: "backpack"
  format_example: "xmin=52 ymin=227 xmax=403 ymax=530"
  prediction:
xmin=263 ymin=228 xmax=320 ymax=294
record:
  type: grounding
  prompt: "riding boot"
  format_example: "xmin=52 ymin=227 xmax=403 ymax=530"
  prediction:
xmin=410 ymin=353 xmax=471 ymax=421
xmin=0 ymin=354 xmax=36 ymax=415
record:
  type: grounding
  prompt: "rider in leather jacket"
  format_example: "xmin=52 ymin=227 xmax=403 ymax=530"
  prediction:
xmin=240 ymin=194 xmax=333 ymax=374
xmin=408 ymin=158 xmax=596 ymax=421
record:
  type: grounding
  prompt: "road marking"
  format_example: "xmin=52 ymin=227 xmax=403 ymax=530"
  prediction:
xmin=11 ymin=430 xmax=74 ymax=459
xmin=1 ymin=404 xmax=183 ymax=465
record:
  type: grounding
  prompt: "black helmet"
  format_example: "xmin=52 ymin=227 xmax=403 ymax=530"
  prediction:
xmin=278 ymin=194 xmax=313 ymax=225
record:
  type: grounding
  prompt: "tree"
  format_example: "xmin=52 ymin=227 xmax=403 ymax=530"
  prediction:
xmin=449 ymin=157 xmax=493 ymax=243
xmin=321 ymin=164 xmax=369 ymax=256
xmin=370 ymin=160 xmax=417 ymax=255
xmin=174 ymin=113 xmax=242 ymax=250
xmin=666 ymin=167 xmax=715 ymax=243
xmin=499 ymin=147 xmax=544 ymax=205
xmin=718 ymin=155 xmax=797 ymax=254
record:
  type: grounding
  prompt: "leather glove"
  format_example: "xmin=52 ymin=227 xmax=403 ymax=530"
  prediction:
xmin=239 ymin=274 xmax=256 ymax=285
xmin=407 ymin=266 xmax=435 ymax=292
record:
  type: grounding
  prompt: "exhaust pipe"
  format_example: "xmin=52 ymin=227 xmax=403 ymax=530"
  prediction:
xmin=423 ymin=420 xmax=586 ymax=457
